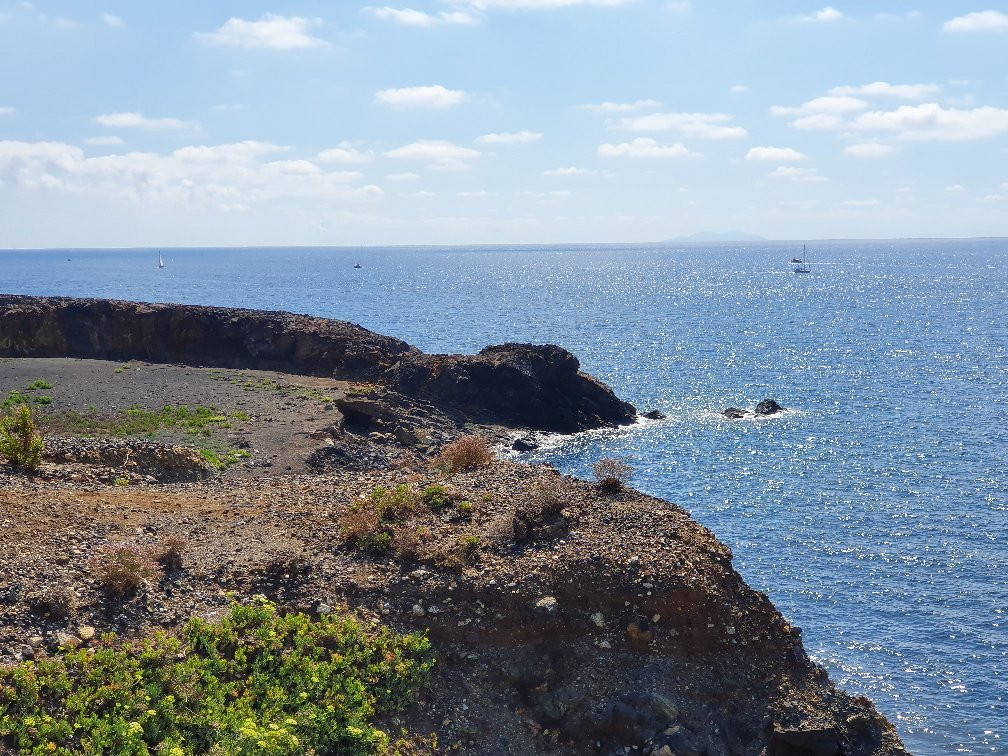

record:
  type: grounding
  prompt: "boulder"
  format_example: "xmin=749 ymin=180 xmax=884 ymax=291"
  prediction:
xmin=723 ymin=407 xmax=748 ymax=420
xmin=754 ymin=399 xmax=785 ymax=416
xmin=512 ymin=435 xmax=539 ymax=452
xmin=642 ymin=409 xmax=667 ymax=420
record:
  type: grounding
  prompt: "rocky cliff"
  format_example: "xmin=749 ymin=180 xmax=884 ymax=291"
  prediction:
xmin=0 ymin=295 xmax=636 ymax=432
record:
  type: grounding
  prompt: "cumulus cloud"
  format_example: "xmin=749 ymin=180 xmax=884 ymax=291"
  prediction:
xmin=787 ymin=6 xmax=844 ymax=23
xmin=0 ymin=106 xmax=14 ymax=115
xmin=94 ymin=112 xmax=197 ymax=131
xmin=101 ymin=13 xmax=123 ymax=27
xmin=943 ymin=10 xmax=1008 ymax=33
xmin=195 ymin=14 xmax=326 ymax=50
xmin=0 ymin=139 xmax=381 ymax=210
xmin=374 ymin=85 xmax=465 ymax=109
xmin=317 ymin=142 xmax=374 ymax=164
xmin=364 ymin=7 xmax=479 ymax=26
xmin=843 ymin=142 xmax=894 ymax=157
xmin=853 ymin=103 xmax=1008 ymax=141
xmin=475 ymin=130 xmax=542 ymax=144
xmin=582 ymin=99 xmax=662 ymax=113
xmin=597 ymin=138 xmax=696 ymax=158
xmin=611 ymin=112 xmax=747 ymax=139
xmin=83 ymin=136 xmax=125 ymax=146
xmin=769 ymin=166 xmax=827 ymax=182
xmin=829 ymin=81 xmax=940 ymax=100
xmin=383 ymin=139 xmax=481 ymax=170
xmin=945 ymin=184 xmax=966 ymax=192
xmin=745 ymin=146 xmax=807 ymax=162
xmin=730 ymin=84 xmax=749 ymax=94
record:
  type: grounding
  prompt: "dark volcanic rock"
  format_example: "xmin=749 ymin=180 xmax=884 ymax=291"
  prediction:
xmin=0 ymin=295 xmax=635 ymax=433
xmin=723 ymin=407 xmax=748 ymax=420
xmin=642 ymin=409 xmax=666 ymax=420
xmin=388 ymin=343 xmax=637 ymax=433
xmin=755 ymin=398 xmax=786 ymax=416
xmin=0 ymin=295 xmax=414 ymax=381
xmin=512 ymin=435 xmax=540 ymax=452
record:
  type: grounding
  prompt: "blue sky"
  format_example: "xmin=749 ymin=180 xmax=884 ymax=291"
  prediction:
xmin=1 ymin=1 xmax=1007 ymax=246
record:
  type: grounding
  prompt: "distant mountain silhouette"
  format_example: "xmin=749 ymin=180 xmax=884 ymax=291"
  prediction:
xmin=662 ymin=231 xmax=767 ymax=242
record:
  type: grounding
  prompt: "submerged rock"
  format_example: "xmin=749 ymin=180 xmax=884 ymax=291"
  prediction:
xmin=642 ymin=409 xmax=666 ymax=420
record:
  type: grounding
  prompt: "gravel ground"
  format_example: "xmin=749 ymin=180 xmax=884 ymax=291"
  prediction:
xmin=0 ymin=358 xmax=906 ymax=755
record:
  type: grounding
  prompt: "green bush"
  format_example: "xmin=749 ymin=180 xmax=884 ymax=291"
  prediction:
xmin=0 ymin=405 xmax=44 ymax=471
xmin=0 ymin=599 xmax=433 ymax=755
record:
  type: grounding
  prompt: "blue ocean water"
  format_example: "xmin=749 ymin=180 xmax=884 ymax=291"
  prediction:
xmin=1 ymin=241 xmax=1006 ymax=754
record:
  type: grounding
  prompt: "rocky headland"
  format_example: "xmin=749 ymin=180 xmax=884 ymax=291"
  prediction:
xmin=0 ymin=296 xmax=906 ymax=755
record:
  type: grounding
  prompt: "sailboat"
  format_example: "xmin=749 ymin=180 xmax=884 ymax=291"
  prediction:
xmin=793 ymin=244 xmax=810 ymax=274
xmin=158 ymin=252 xmax=164 ymax=269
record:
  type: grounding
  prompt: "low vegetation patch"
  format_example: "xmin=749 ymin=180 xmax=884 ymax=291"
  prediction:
xmin=0 ymin=405 xmax=45 ymax=471
xmin=593 ymin=457 xmax=633 ymax=492
xmin=41 ymin=403 xmax=250 ymax=440
xmin=89 ymin=541 xmax=164 ymax=595
xmin=0 ymin=599 xmax=434 ymax=755
xmin=437 ymin=436 xmax=494 ymax=474
xmin=342 ymin=484 xmax=422 ymax=556
xmin=197 ymin=445 xmax=251 ymax=470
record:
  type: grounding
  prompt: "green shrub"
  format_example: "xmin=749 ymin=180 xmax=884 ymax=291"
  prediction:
xmin=1 ymin=390 xmax=30 ymax=409
xmin=26 ymin=380 xmax=52 ymax=390
xmin=0 ymin=405 xmax=44 ymax=471
xmin=420 ymin=484 xmax=450 ymax=512
xmin=342 ymin=485 xmax=419 ymax=556
xmin=0 ymin=599 xmax=433 ymax=755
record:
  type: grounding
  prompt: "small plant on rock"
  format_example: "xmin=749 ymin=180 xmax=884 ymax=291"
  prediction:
xmin=437 ymin=435 xmax=494 ymax=473
xmin=593 ymin=457 xmax=633 ymax=492
xmin=90 ymin=541 xmax=163 ymax=595
xmin=0 ymin=404 xmax=45 ymax=471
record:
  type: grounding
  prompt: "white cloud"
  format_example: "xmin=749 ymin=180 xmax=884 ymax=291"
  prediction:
xmin=101 ymin=13 xmax=122 ymax=27
xmin=317 ymin=142 xmax=374 ymax=164
xmin=364 ymin=7 xmax=480 ymax=26
xmin=745 ymin=146 xmax=807 ymax=162
xmin=854 ymin=103 xmax=1008 ymax=141
xmin=412 ymin=190 xmax=435 ymax=197
xmin=465 ymin=0 xmax=636 ymax=9
xmin=543 ymin=166 xmax=592 ymax=176
xmin=791 ymin=113 xmax=845 ymax=130
xmin=456 ymin=190 xmax=496 ymax=197
xmin=841 ymin=199 xmax=880 ymax=207
xmin=374 ymin=85 xmax=465 ymax=109
xmin=843 ymin=142 xmax=893 ymax=157
xmin=981 ymin=194 xmax=1006 ymax=202
xmin=0 ymin=139 xmax=381 ymax=210
xmin=829 ymin=81 xmax=940 ymax=100
xmin=611 ymin=111 xmax=747 ymax=139
xmin=195 ymin=14 xmax=326 ymax=50
xmin=769 ymin=166 xmax=827 ymax=182
xmin=597 ymin=138 xmax=696 ymax=158
xmin=1001 ymin=182 xmax=1008 ymax=190
xmin=945 ymin=184 xmax=966 ymax=192
xmin=383 ymin=139 xmax=481 ymax=170
xmin=943 ymin=10 xmax=1008 ymax=33
xmin=582 ymin=99 xmax=661 ymax=113
xmin=788 ymin=6 xmax=844 ymax=23
xmin=385 ymin=172 xmax=420 ymax=180
xmin=0 ymin=106 xmax=14 ymax=115
xmin=84 ymin=135 xmax=125 ymax=146
xmin=801 ymin=95 xmax=867 ymax=113
xmin=475 ymin=130 xmax=542 ymax=144
xmin=94 ymin=112 xmax=197 ymax=131
xmin=730 ymin=84 xmax=749 ymax=94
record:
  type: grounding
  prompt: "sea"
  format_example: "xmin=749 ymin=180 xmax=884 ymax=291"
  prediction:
xmin=1 ymin=240 xmax=1005 ymax=755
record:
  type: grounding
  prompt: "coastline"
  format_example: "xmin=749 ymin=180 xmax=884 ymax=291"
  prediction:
xmin=0 ymin=298 xmax=907 ymax=754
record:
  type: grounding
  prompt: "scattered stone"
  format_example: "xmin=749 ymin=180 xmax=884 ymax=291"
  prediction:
xmin=642 ymin=410 xmax=666 ymax=420
xmin=591 ymin=611 xmax=606 ymax=628
xmin=412 ymin=603 xmax=426 ymax=617
xmin=754 ymin=398 xmax=786 ymax=416
xmin=77 ymin=625 xmax=96 ymax=642
xmin=534 ymin=596 xmax=558 ymax=614
xmin=512 ymin=436 xmax=539 ymax=452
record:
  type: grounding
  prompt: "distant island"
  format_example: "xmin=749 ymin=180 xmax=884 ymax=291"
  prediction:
xmin=662 ymin=231 xmax=767 ymax=242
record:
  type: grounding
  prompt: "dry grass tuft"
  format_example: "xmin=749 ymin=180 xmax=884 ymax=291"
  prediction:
xmin=593 ymin=457 xmax=633 ymax=491
xmin=90 ymin=541 xmax=163 ymax=595
xmin=437 ymin=435 xmax=494 ymax=474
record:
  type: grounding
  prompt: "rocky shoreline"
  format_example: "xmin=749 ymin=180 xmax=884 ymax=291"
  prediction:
xmin=0 ymin=296 xmax=906 ymax=755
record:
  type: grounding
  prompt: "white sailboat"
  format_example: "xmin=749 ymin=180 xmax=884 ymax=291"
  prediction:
xmin=793 ymin=244 xmax=810 ymax=274
xmin=158 ymin=252 xmax=164 ymax=269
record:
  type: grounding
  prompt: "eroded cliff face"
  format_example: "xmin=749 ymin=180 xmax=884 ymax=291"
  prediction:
xmin=0 ymin=295 xmax=637 ymax=432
